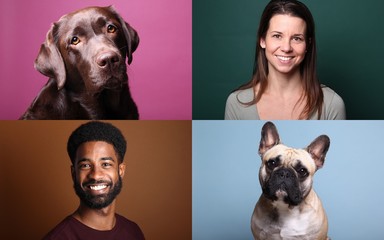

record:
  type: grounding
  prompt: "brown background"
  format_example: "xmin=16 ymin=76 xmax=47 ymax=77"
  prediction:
xmin=0 ymin=121 xmax=192 ymax=239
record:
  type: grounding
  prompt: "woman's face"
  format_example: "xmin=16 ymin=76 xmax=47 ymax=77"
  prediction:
xmin=260 ymin=14 xmax=307 ymax=76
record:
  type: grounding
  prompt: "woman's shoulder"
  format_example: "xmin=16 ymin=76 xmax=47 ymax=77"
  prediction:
xmin=320 ymin=85 xmax=346 ymax=119
xmin=225 ymin=88 xmax=259 ymax=120
xmin=227 ymin=88 xmax=254 ymax=103
xmin=321 ymin=85 xmax=343 ymax=104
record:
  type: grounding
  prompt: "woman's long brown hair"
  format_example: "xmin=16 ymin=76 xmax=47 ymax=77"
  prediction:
xmin=235 ymin=0 xmax=323 ymax=119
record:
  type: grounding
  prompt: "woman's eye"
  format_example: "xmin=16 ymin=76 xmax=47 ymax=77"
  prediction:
xmin=107 ymin=25 xmax=117 ymax=33
xmin=71 ymin=36 xmax=80 ymax=45
xmin=293 ymin=36 xmax=304 ymax=42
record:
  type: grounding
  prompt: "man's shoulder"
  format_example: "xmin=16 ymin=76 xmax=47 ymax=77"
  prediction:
xmin=42 ymin=216 xmax=75 ymax=240
xmin=115 ymin=214 xmax=145 ymax=239
xmin=115 ymin=214 xmax=141 ymax=229
xmin=43 ymin=214 xmax=145 ymax=240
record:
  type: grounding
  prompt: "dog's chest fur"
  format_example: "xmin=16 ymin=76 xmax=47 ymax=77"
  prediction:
xmin=252 ymin=196 xmax=321 ymax=239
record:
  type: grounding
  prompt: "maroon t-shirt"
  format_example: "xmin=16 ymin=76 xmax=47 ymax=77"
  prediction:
xmin=42 ymin=214 xmax=145 ymax=240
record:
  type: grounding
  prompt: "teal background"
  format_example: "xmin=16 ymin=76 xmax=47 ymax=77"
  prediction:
xmin=193 ymin=0 xmax=384 ymax=119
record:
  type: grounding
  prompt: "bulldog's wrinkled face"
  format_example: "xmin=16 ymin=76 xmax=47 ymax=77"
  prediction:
xmin=259 ymin=144 xmax=317 ymax=206
xmin=258 ymin=122 xmax=330 ymax=206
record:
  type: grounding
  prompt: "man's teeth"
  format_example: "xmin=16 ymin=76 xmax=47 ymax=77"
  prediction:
xmin=89 ymin=185 xmax=107 ymax=190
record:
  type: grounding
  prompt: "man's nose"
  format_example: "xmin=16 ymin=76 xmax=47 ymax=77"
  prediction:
xmin=88 ymin=165 xmax=104 ymax=180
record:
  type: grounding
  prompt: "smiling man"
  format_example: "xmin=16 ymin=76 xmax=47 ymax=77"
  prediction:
xmin=43 ymin=121 xmax=145 ymax=240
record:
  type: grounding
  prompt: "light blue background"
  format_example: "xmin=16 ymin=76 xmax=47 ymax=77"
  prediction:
xmin=193 ymin=121 xmax=384 ymax=240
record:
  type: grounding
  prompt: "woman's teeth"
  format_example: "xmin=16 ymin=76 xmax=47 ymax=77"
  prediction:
xmin=276 ymin=55 xmax=293 ymax=61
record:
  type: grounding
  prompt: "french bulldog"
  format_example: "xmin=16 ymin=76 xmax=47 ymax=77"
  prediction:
xmin=251 ymin=122 xmax=330 ymax=240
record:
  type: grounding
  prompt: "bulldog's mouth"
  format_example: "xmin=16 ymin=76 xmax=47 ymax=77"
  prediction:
xmin=275 ymin=188 xmax=288 ymax=198
xmin=263 ymin=168 xmax=303 ymax=206
xmin=264 ymin=186 xmax=302 ymax=206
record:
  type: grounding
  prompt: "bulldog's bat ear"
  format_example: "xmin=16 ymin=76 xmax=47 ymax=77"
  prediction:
xmin=307 ymin=135 xmax=330 ymax=170
xmin=259 ymin=121 xmax=281 ymax=156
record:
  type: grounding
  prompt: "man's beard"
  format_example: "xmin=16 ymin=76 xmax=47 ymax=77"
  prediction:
xmin=74 ymin=176 xmax=122 ymax=209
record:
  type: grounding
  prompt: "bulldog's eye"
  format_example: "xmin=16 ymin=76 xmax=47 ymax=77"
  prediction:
xmin=267 ymin=159 xmax=278 ymax=170
xmin=107 ymin=24 xmax=117 ymax=33
xmin=71 ymin=36 xmax=80 ymax=45
xmin=297 ymin=168 xmax=308 ymax=178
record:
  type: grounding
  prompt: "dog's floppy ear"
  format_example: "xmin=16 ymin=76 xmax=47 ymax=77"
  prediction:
xmin=259 ymin=121 xmax=281 ymax=156
xmin=306 ymin=135 xmax=330 ymax=170
xmin=123 ymin=22 xmax=139 ymax=65
xmin=34 ymin=23 xmax=66 ymax=90
xmin=111 ymin=7 xmax=139 ymax=65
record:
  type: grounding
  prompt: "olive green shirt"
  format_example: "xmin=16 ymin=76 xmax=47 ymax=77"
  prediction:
xmin=225 ymin=86 xmax=346 ymax=120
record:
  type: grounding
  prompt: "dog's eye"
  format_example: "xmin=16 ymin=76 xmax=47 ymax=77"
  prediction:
xmin=107 ymin=25 xmax=117 ymax=33
xmin=71 ymin=36 xmax=80 ymax=45
xmin=297 ymin=168 xmax=308 ymax=178
xmin=267 ymin=160 xmax=278 ymax=170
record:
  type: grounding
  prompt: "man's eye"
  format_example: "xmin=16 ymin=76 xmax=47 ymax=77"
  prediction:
xmin=107 ymin=25 xmax=117 ymax=33
xmin=79 ymin=164 xmax=91 ymax=169
xmin=102 ymin=163 xmax=112 ymax=167
xmin=71 ymin=36 xmax=80 ymax=45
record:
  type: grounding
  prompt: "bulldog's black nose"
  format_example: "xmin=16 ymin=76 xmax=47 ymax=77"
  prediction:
xmin=276 ymin=168 xmax=294 ymax=179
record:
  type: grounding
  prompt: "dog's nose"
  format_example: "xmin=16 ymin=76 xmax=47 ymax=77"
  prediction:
xmin=276 ymin=168 xmax=294 ymax=179
xmin=96 ymin=51 xmax=120 ymax=68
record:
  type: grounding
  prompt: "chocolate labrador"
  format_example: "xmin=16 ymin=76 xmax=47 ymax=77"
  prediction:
xmin=20 ymin=6 xmax=139 ymax=119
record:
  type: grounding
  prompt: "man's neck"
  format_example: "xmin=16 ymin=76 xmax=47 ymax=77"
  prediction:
xmin=72 ymin=201 xmax=117 ymax=231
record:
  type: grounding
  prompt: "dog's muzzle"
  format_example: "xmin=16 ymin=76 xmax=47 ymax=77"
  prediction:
xmin=263 ymin=168 xmax=303 ymax=206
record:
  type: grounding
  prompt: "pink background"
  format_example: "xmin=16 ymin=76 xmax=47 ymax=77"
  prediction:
xmin=0 ymin=0 xmax=191 ymax=120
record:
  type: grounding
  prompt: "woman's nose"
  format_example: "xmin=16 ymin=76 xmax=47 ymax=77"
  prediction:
xmin=280 ymin=38 xmax=293 ymax=52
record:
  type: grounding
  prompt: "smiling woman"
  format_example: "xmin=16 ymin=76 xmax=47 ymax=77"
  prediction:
xmin=260 ymin=15 xmax=307 ymax=75
xmin=224 ymin=0 xmax=346 ymax=120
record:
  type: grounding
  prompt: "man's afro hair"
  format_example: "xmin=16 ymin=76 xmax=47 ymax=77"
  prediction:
xmin=67 ymin=121 xmax=127 ymax=164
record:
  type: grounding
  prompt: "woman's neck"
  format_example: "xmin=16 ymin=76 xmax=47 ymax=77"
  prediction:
xmin=255 ymin=69 xmax=306 ymax=120
xmin=266 ymin=69 xmax=302 ymax=94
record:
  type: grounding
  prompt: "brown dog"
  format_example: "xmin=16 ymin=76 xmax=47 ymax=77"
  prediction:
xmin=21 ymin=6 xmax=139 ymax=119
